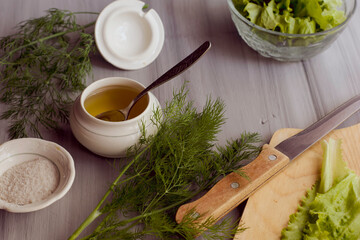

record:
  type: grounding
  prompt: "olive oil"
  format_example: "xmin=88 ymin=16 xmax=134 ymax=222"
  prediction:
xmin=84 ymin=86 xmax=149 ymax=122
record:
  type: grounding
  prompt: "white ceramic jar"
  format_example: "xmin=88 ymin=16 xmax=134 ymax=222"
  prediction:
xmin=70 ymin=77 xmax=160 ymax=158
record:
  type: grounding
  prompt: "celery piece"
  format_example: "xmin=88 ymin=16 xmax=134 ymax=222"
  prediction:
xmin=282 ymin=138 xmax=360 ymax=239
xmin=319 ymin=139 xmax=349 ymax=194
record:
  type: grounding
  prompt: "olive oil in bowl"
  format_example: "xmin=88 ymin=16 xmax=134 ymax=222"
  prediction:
xmin=70 ymin=77 xmax=160 ymax=157
xmin=84 ymin=86 xmax=149 ymax=122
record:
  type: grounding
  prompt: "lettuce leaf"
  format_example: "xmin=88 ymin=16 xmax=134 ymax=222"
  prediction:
xmin=281 ymin=139 xmax=360 ymax=239
xmin=281 ymin=183 xmax=318 ymax=240
xmin=304 ymin=173 xmax=360 ymax=239
xmin=233 ymin=0 xmax=346 ymax=34
xmin=257 ymin=0 xmax=278 ymax=30
xmin=244 ymin=3 xmax=262 ymax=23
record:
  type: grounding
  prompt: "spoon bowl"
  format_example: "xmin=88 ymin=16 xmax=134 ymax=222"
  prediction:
xmin=95 ymin=41 xmax=211 ymax=121
xmin=96 ymin=110 xmax=126 ymax=122
xmin=95 ymin=96 xmax=139 ymax=121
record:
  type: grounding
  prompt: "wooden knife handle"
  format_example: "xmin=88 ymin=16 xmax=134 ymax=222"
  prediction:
xmin=175 ymin=144 xmax=290 ymax=226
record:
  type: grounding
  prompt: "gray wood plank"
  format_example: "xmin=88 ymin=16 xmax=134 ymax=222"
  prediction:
xmin=0 ymin=0 xmax=359 ymax=239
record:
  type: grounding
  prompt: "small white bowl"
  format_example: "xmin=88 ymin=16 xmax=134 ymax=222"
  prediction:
xmin=0 ymin=138 xmax=75 ymax=213
xmin=95 ymin=0 xmax=165 ymax=70
xmin=70 ymin=77 xmax=160 ymax=158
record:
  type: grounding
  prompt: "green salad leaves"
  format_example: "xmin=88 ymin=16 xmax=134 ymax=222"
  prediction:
xmin=281 ymin=139 xmax=360 ymax=239
xmin=232 ymin=0 xmax=346 ymax=34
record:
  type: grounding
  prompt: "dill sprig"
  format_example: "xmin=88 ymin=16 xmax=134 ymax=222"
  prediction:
xmin=69 ymin=87 xmax=261 ymax=240
xmin=0 ymin=9 xmax=98 ymax=139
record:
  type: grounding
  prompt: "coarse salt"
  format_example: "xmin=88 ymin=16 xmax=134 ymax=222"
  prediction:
xmin=0 ymin=158 xmax=60 ymax=205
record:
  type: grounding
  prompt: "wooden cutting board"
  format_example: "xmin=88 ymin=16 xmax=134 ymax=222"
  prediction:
xmin=234 ymin=123 xmax=360 ymax=240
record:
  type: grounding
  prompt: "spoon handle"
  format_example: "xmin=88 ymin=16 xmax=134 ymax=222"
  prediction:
xmin=132 ymin=41 xmax=211 ymax=105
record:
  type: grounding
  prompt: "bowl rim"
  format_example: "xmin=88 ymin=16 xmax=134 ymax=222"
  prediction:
xmin=95 ymin=0 xmax=165 ymax=70
xmin=80 ymin=77 xmax=154 ymax=126
xmin=0 ymin=138 xmax=75 ymax=213
xmin=227 ymin=0 xmax=357 ymax=38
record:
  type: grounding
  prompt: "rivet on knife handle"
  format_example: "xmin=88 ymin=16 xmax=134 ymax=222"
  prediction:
xmin=175 ymin=144 xmax=289 ymax=225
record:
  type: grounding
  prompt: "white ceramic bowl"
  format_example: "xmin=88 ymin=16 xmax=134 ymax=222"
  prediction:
xmin=0 ymin=138 xmax=75 ymax=213
xmin=95 ymin=0 xmax=165 ymax=70
xmin=70 ymin=77 xmax=160 ymax=158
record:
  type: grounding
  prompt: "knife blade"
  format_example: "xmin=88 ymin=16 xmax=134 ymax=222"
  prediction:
xmin=175 ymin=95 xmax=360 ymax=228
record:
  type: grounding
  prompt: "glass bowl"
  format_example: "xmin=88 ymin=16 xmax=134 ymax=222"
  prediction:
xmin=227 ymin=0 xmax=357 ymax=61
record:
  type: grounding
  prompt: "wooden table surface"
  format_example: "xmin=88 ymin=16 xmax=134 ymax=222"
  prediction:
xmin=0 ymin=0 xmax=359 ymax=239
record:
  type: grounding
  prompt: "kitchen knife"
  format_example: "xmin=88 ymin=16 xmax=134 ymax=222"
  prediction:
xmin=175 ymin=95 xmax=360 ymax=228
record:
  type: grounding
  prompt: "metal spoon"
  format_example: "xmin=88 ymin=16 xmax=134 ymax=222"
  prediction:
xmin=96 ymin=41 xmax=211 ymax=121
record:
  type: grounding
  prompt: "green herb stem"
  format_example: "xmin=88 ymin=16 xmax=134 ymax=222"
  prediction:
xmin=78 ymin=189 xmax=202 ymax=240
xmin=69 ymin=88 xmax=261 ymax=239
xmin=69 ymin=210 xmax=102 ymax=240
xmin=4 ymin=13 xmax=96 ymax=54
xmin=0 ymin=9 xmax=98 ymax=138
xmin=2 ymin=20 xmax=96 ymax=62
xmin=69 ymin=147 xmax=149 ymax=240
xmin=77 ymin=160 xmax=237 ymax=240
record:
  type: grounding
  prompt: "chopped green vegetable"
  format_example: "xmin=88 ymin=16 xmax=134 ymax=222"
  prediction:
xmin=232 ymin=0 xmax=346 ymax=34
xmin=319 ymin=139 xmax=349 ymax=193
xmin=281 ymin=183 xmax=318 ymax=240
xmin=69 ymin=87 xmax=261 ymax=240
xmin=281 ymin=139 xmax=360 ymax=239
xmin=304 ymin=172 xmax=360 ymax=239
xmin=0 ymin=9 xmax=98 ymax=139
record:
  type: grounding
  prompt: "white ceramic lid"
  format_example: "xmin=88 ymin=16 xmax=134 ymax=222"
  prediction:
xmin=95 ymin=0 xmax=165 ymax=70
